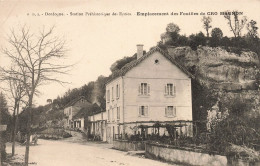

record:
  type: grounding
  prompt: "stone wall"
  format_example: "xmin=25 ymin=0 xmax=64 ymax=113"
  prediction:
xmin=113 ymin=140 xmax=145 ymax=151
xmin=145 ymin=143 xmax=228 ymax=166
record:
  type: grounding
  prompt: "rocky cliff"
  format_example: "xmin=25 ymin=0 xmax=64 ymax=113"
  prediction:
xmin=167 ymin=46 xmax=260 ymax=116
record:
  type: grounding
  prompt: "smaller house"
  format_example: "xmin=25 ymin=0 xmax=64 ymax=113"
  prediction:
xmin=72 ymin=103 xmax=102 ymax=132
xmin=87 ymin=109 xmax=107 ymax=141
xmin=63 ymin=96 xmax=92 ymax=129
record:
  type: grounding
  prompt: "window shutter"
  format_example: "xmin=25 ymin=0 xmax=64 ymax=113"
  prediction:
xmin=148 ymin=84 xmax=150 ymax=95
xmin=165 ymin=107 xmax=167 ymax=116
xmin=173 ymin=84 xmax=176 ymax=96
xmin=138 ymin=84 xmax=141 ymax=95
xmin=165 ymin=84 xmax=168 ymax=95
xmin=173 ymin=106 xmax=177 ymax=116
xmin=118 ymin=85 xmax=120 ymax=98
xmin=145 ymin=106 xmax=148 ymax=116
xmin=138 ymin=106 xmax=141 ymax=117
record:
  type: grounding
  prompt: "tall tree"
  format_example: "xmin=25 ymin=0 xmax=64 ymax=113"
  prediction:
xmin=1 ymin=25 xmax=71 ymax=166
xmin=224 ymin=10 xmax=247 ymax=37
xmin=246 ymin=20 xmax=258 ymax=38
xmin=201 ymin=16 xmax=212 ymax=38
xmin=1 ymin=66 xmax=27 ymax=156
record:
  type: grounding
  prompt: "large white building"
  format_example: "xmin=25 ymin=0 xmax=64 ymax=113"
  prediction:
xmin=99 ymin=45 xmax=194 ymax=143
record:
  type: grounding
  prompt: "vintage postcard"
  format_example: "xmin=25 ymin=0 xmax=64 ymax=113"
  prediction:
xmin=0 ymin=0 xmax=259 ymax=166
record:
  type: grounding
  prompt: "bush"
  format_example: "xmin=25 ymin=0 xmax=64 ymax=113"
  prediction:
xmin=189 ymin=32 xmax=207 ymax=50
xmin=207 ymin=98 xmax=260 ymax=155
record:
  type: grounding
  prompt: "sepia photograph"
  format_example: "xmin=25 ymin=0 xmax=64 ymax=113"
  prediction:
xmin=0 ymin=0 xmax=259 ymax=165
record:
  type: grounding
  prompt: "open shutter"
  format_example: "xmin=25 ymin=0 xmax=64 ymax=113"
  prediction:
xmin=118 ymin=85 xmax=120 ymax=98
xmin=164 ymin=84 xmax=167 ymax=95
xmin=138 ymin=106 xmax=141 ymax=117
xmin=173 ymin=84 xmax=176 ymax=96
xmin=173 ymin=106 xmax=177 ymax=116
xmin=138 ymin=84 xmax=141 ymax=95
xmin=147 ymin=84 xmax=150 ymax=95
xmin=145 ymin=106 xmax=148 ymax=116
xmin=165 ymin=107 xmax=167 ymax=116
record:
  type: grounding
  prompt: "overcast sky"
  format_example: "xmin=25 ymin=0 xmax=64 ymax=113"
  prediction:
xmin=0 ymin=0 xmax=260 ymax=106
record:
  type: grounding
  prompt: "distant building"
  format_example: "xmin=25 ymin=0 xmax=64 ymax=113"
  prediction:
xmin=87 ymin=110 xmax=107 ymax=141
xmin=63 ymin=96 xmax=92 ymax=129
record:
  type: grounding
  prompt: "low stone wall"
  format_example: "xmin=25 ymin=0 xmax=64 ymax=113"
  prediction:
xmin=113 ymin=140 xmax=145 ymax=151
xmin=145 ymin=143 xmax=228 ymax=166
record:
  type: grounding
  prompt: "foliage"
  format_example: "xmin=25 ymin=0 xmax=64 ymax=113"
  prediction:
xmin=201 ymin=16 xmax=212 ymax=37
xmin=188 ymin=32 xmax=207 ymax=50
xmin=166 ymin=23 xmax=180 ymax=34
xmin=191 ymin=80 xmax=217 ymax=132
xmin=0 ymin=92 xmax=11 ymax=126
xmin=209 ymin=28 xmax=223 ymax=47
xmin=224 ymin=10 xmax=247 ymax=37
xmin=246 ymin=20 xmax=258 ymax=39
xmin=110 ymin=54 xmax=138 ymax=72
xmin=208 ymin=97 xmax=260 ymax=155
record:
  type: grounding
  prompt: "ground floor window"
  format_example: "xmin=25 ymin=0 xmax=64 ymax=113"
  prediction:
xmin=165 ymin=106 xmax=176 ymax=117
xmin=139 ymin=106 xmax=148 ymax=117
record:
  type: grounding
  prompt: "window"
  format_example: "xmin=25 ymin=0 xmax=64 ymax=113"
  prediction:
xmin=138 ymin=83 xmax=150 ymax=95
xmin=116 ymin=84 xmax=120 ymax=99
xmin=112 ymin=87 xmax=114 ymax=100
xmin=117 ymin=107 xmax=120 ymax=120
xmin=165 ymin=83 xmax=176 ymax=96
xmin=106 ymin=90 xmax=110 ymax=102
xmin=165 ymin=106 xmax=176 ymax=117
xmin=139 ymin=106 xmax=148 ymax=117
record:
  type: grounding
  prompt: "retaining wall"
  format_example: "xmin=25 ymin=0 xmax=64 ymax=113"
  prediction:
xmin=113 ymin=140 xmax=145 ymax=151
xmin=145 ymin=143 xmax=228 ymax=166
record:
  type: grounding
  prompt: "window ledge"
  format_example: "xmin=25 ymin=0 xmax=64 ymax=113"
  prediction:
xmin=165 ymin=116 xmax=176 ymax=118
xmin=138 ymin=116 xmax=149 ymax=118
xmin=138 ymin=95 xmax=150 ymax=98
xmin=164 ymin=95 xmax=175 ymax=98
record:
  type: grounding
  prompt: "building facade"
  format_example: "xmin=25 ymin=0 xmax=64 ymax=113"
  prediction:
xmin=105 ymin=45 xmax=194 ymax=143
xmin=87 ymin=111 xmax=107 ymax=141
xmin=63 ymin=96 xmax=91 ymax=129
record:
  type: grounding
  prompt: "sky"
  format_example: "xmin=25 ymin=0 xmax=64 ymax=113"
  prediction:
xmin=0 ymin=0 xmax=260 ymax=106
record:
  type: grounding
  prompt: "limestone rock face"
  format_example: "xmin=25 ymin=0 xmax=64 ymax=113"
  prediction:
xmin=167 ymin=46 xmax=260 ymax=114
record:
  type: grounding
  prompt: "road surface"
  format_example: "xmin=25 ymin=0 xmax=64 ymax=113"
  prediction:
xmin=6 ymin=132 xmax=174 ymax=166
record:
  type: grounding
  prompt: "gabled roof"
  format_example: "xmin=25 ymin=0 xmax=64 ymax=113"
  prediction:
xmin=106 ymin=46 xmax=195 ymax=84
xmin=63 ymin=96 xmax=89 ymax=109
xmin=72 ymin=103 xmax=103 ymax=119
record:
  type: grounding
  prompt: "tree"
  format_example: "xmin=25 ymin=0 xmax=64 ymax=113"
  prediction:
xmin=5 ymin=68 xmax=26 ymax=156
xmin=0 ymin=92 xmax=12 ymax=161
xmin=224 ymin=10 xmax=247 ymax=37
xmin=165 ymin=23 xmax=181 ymax=46
xmin=210 ymin=28 xmax=223 ymax=47
xmin=246 ymin=20 xmax=258 ymax=39
xmin=189 ymin=32 xmax=207 ymax=50
xmin=201 ymin=16 xmax=212 ymax=38
xmin=166 ymin=23 xmax=180 ymax=34
xmin=211 ymin=28 xmax=223 ymax=39
xmin=47 ymin=99 xmax=52 ymax=104
xmin=1 ymin=25 xmax=71 ymax=166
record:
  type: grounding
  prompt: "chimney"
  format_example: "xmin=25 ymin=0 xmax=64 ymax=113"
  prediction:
xmin=136 ymin=44 xmax=144 ymax=59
